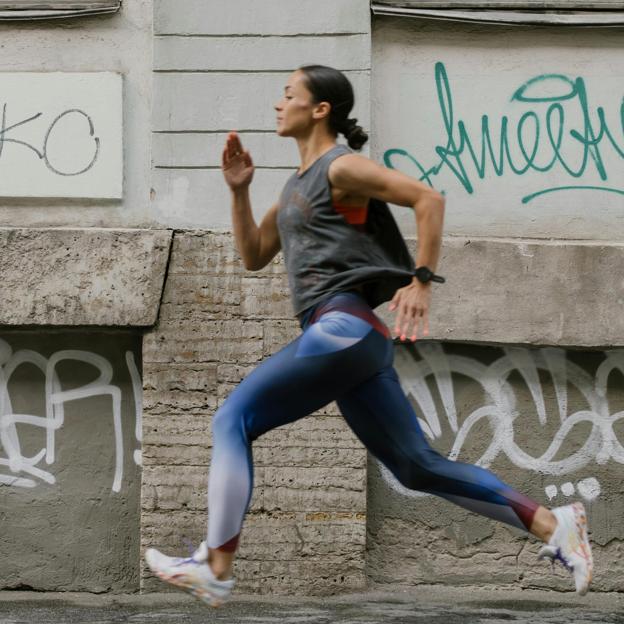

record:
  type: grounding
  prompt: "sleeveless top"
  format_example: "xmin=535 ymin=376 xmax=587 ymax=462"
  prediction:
xmin=276 ymin=144 xmax=416 ymax=318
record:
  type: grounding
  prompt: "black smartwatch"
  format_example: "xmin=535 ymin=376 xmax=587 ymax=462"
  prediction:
xmin=414 ymin=266 xmax=445 ymax=284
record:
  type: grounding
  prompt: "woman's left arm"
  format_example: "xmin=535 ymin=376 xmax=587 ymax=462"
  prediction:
xmin=329 ymin=154 xmax=445 ymax=342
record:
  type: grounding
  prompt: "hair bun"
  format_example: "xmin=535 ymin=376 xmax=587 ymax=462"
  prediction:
xmin=341 ymin=117 xmax=368 ymax=151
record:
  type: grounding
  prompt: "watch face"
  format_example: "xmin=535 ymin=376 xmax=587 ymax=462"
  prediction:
xmin=415 ymin=267 xmax=432 ymax=283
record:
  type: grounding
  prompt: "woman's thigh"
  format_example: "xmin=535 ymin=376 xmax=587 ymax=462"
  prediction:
xmin=221 ymin=298 xmax=394 ymax=442
xmin=336 ymin=365 xmax=433 ymax=479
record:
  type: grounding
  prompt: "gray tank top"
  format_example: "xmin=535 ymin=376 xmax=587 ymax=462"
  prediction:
xmin=276 ymin=144 xmax=416 ymax=318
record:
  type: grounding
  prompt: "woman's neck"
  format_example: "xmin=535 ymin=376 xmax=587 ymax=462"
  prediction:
xmin=296 ymin=132 xmax=337 ymax=175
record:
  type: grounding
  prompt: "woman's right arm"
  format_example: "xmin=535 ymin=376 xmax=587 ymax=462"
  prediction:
xmin=222 ymin=132 xmax=282 ymax=271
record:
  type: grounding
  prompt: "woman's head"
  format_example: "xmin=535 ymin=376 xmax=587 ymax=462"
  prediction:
xmin=274 ymin=65 xmax=368 ymax=150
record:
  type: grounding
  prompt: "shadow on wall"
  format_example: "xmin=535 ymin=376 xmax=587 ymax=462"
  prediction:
xmin=0 ymin=331 xmax=142 ymax=592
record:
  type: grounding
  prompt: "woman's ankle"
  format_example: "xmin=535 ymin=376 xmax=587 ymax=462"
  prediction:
xmin=208 ymin=548 xmax=234 ymax=580
xmin=530 ymin=505 xmax=558 ymax=542
xmin=210 ymin=563 xmax=233 ymax=580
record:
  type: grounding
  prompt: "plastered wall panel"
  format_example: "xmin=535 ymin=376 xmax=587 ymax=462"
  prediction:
xmin=0 ymin=331 xmax=142 ymax=591
xmin=372 ymin=17 xmax=624 ymax=240
xmin=154 ymin=34 xmax=370 ymax=72
xmin=155 ymin=0 xmax=369 ymax=36
xmin=0 ymin=2 xmax=152 ymax=228
xmin=153 ymin=72 xmax=369 ymax=132
xmin=368 ymin=341 xmax=624 ymax=592
xmin=0 ymin=72 xmax=122 ymax=199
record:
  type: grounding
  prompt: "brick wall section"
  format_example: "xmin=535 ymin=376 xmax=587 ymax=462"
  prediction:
xmin=141 ymin=231 xmax=367 ymax=595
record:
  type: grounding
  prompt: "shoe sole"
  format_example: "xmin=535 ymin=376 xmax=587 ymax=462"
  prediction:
xmin=537 ymin=503 xmax=594 ymax=595
xmin=154 ymin=569 xmax=224 ymax=607
xmin=573 ymin=503 xmax=593 ymax=596
xmin=144 ymin=552 xmax=226 ymax=608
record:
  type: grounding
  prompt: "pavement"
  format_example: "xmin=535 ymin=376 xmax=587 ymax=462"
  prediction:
xmin=1 ymin=586 xmax=624 ymax=624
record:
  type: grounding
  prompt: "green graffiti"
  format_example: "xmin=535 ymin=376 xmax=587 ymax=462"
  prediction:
xmin=383 ymin=62 xmax=624 ymax=204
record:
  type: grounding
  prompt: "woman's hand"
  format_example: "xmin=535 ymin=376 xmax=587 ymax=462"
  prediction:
xmin=222 ymin=132 xmax=254 ymax=191
xmin=389 ymin=280 xmax=432 ymax=342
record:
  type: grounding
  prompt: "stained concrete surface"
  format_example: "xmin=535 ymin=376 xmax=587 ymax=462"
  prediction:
xmin=1 ymin=587 xmax=624 ymax=624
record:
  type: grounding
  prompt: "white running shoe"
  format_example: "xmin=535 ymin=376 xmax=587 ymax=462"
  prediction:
xmin=538 ymin=502 xmax=593 ymax=595
xmin=144 ymin=541 xmax=235 ymax=607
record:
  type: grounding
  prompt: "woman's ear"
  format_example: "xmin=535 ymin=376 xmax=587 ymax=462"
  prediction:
xmin=312 ymin=101 xmax=331 ymax=122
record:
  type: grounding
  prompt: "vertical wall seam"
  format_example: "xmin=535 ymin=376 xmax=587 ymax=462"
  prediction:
xmin=152 ymin=228 xmax=176 ymax=327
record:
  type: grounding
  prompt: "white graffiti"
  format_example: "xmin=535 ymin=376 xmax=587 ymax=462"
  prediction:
xmin=388 ymin=343 xmax=624 ymax=487
xmin=544 ymin=477 xmax=601 ymax=502
xmin=577 ymin=477 xmax=601 ymax=501
xmin=126 ymin=350 xmax=143 ymax=467
xmin=0 ymin=339 xmax=142 ymax=492
xmin=545 ymin=484 xmax=558 ymax=500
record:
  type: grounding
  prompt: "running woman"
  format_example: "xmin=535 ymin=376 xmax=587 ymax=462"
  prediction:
xmin=145 ymin=65 xmax=593 ymax=605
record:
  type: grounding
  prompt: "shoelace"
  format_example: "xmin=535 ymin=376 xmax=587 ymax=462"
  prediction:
xmin=550 ymin=548 xmax=574 ymax=573
xmin=171 ymin=537 xmax=201 ymax=566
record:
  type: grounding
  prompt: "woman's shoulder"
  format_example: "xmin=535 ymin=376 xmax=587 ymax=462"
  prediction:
xmin=327 ymin=148 xmax=375 ymax=186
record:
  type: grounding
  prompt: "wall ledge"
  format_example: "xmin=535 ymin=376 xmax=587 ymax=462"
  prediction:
xmin=376 ymin=237 xmax=624 ymax=347
xmin=371 ymin=6 xmax=624 ymax=26
xmin=0 ymin=228 xmax=172 ymax=327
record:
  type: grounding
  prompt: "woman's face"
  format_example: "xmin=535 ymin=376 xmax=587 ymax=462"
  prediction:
xmin=274 ymin=70 xmax=321 ymax=137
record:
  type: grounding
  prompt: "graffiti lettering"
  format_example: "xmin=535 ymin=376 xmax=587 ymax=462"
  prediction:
xmin=0 ymin=104 xmax=100 ymax=176
xmin=379 ymin=343 xmax=624 ymax=501
xmin=384 ymin=62 xmax=624 ymax=204
xmin=0 ymin=339 xmax=141 ymax=492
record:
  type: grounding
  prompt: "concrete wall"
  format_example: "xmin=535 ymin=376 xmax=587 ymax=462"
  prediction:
xmin=0 ymin=1 xmax=153 ymax=228
xmin=151 ymin=0 xmax=371 ymax=228
xmin=0 ymin=331 xmax=142 ymax=591
xmin=3 ymin=0 xmax=623 ymax=598
xmin=0 ymin=1 xmax=157 ymax=593
xmin=368 ymin=341 xmax=624 ymax=592
xmin=367 ymin=342 xmax=624 ymax=591
xmin=0 ymin=228 xmax=171 ymax=326
xmin=370 ymin=14 xmax=624 ymax=592
xmin=143 ymin=4 xmax=624 ymax=596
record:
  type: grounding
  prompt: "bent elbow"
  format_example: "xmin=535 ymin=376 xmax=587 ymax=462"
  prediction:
xmin=415 ymin=190 xmax=445 ymax=215
xmin=430 ymin=190 xmax=445 ymax=209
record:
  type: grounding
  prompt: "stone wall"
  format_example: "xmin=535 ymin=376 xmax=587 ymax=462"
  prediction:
xmin=141 ymin=231 xmax=367 ymax=595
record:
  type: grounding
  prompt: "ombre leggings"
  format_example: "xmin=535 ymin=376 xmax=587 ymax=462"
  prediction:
xmin=207 ymin=291 xmax=539 ymax=552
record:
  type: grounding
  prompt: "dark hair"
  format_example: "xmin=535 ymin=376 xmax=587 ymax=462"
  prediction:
xmin=298 ymin=64 xmax=369 ymax=151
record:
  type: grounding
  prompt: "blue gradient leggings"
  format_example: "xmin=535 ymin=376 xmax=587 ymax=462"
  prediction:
xmin=208 ymin=291 xmax=538 ymax=552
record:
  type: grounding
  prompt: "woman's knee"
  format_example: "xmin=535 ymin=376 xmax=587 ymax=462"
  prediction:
xmin=211 ymin=401 xmax=247 ymax=443
xmin=396 ymin=449 xmax=449 ymax=490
